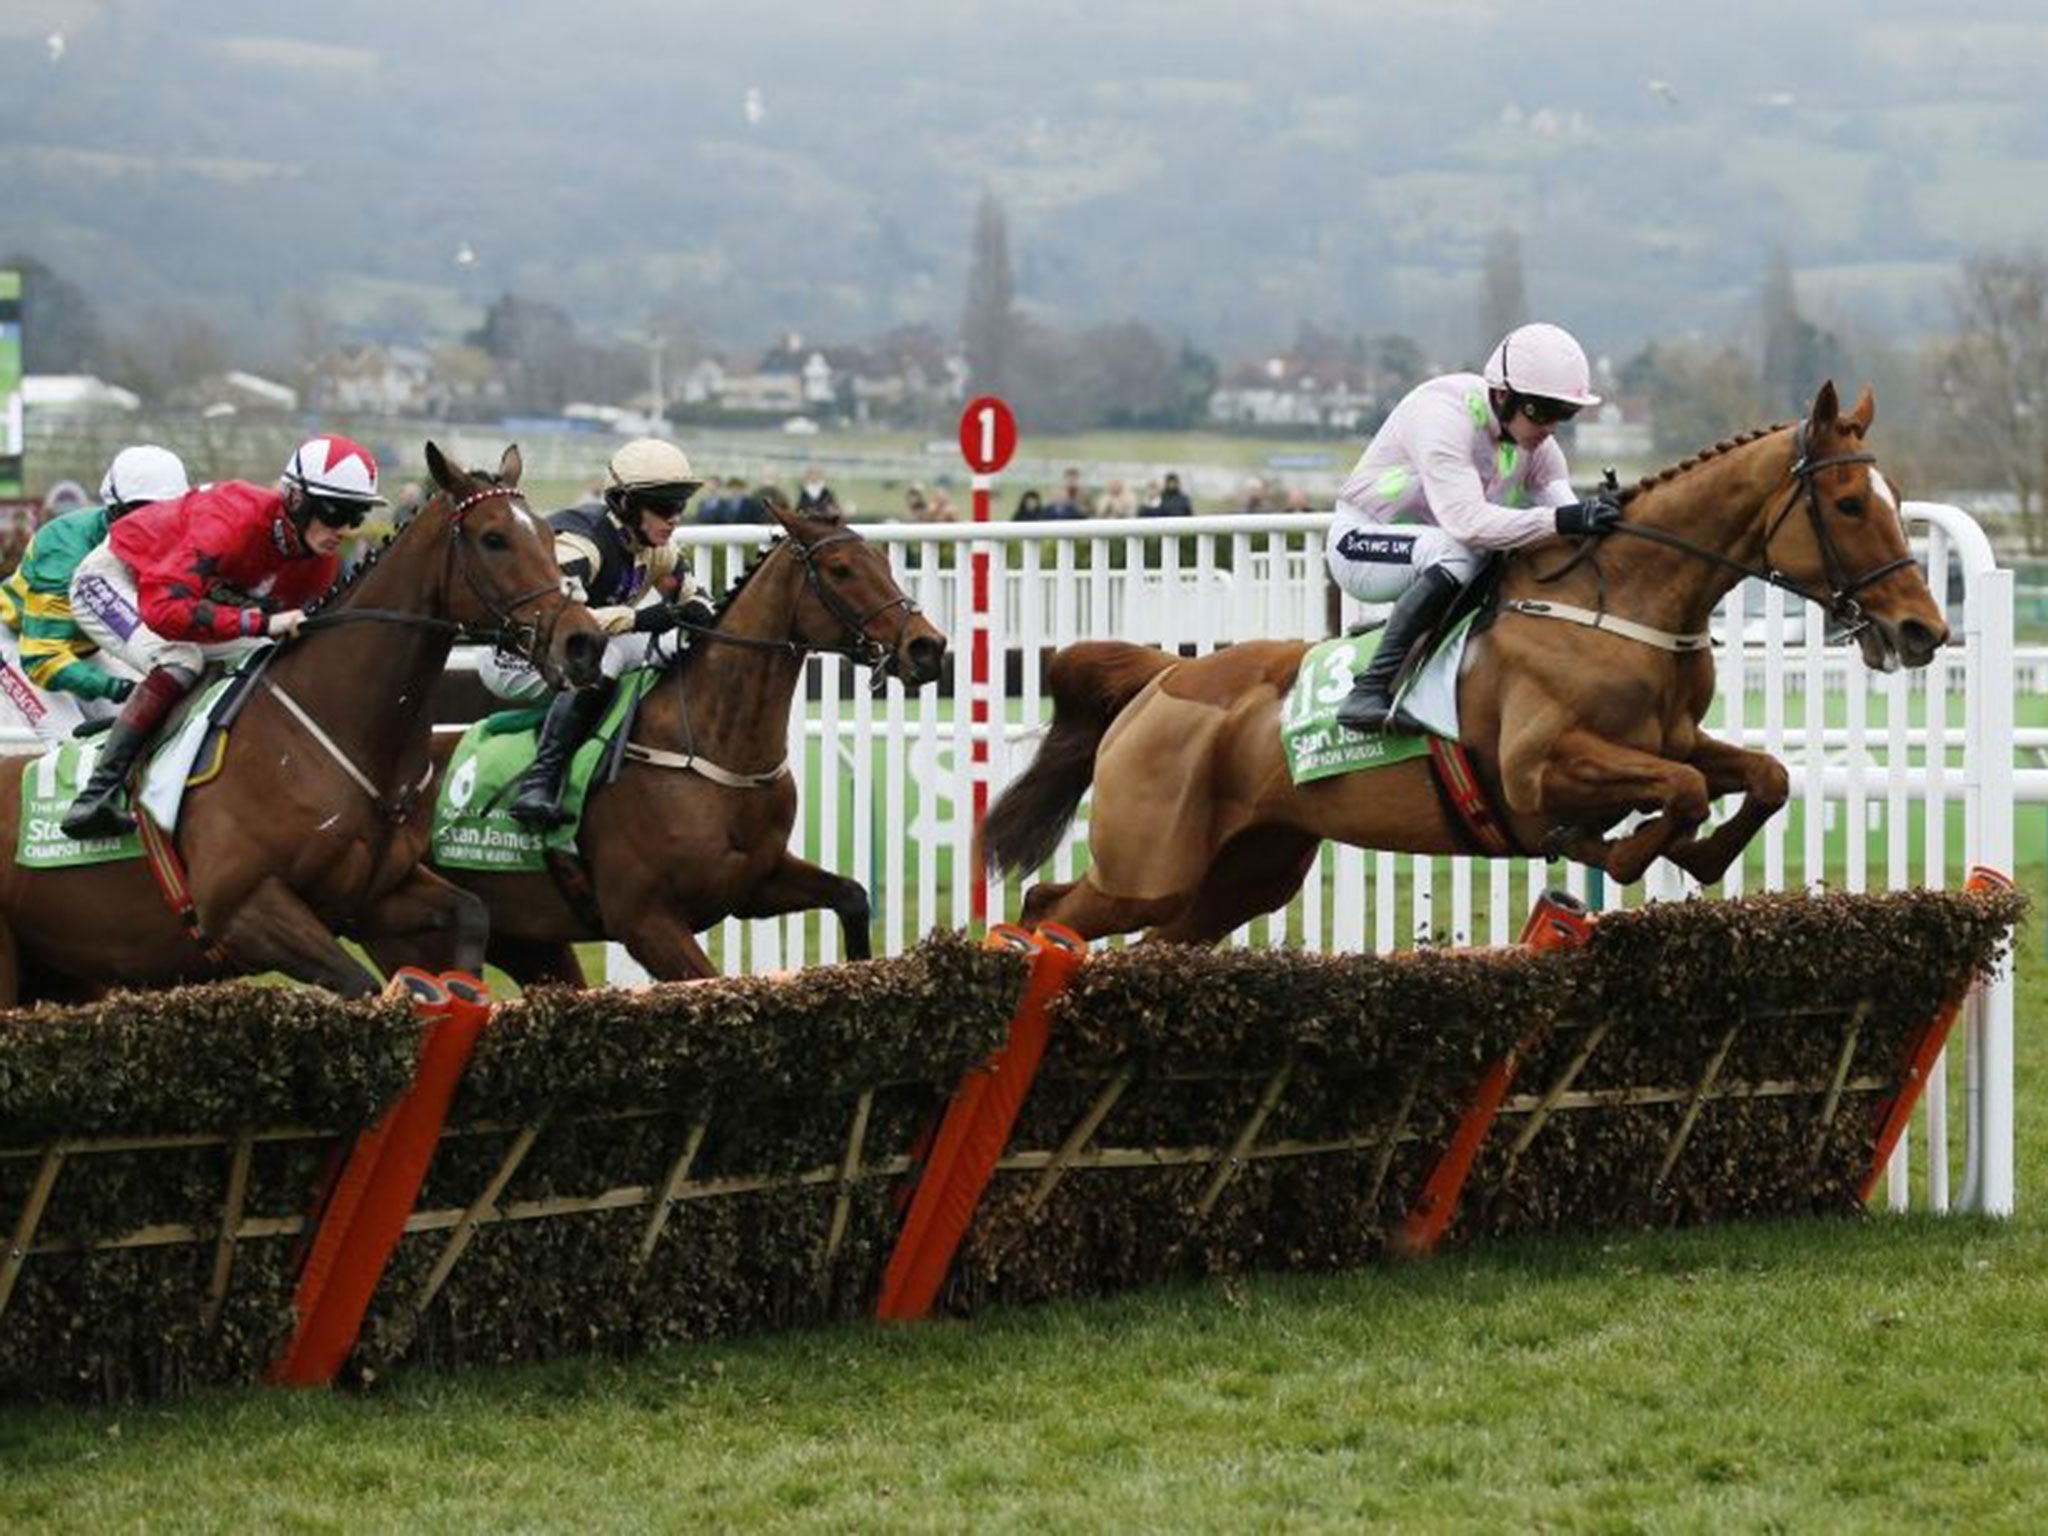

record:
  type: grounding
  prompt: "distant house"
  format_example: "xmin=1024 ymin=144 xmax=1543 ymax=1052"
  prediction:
xmin=22 ymin=374 xmax=140 ymax=412
xmin=1208 ymin=356 xmax=1378 ymax=433
xmin=1572 ymin=398 xmax=1654 ymax=463
xmin=167 ymin=369 xmax=299 ymax=416
xmin=314 ymin=344 xmax=433 ymax=415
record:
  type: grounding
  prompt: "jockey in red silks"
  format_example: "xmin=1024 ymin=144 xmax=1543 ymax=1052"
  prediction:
xmin=60 ymin=433 xmax=383 ymax=839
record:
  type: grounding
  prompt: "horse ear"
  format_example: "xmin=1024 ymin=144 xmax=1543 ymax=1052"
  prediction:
xmin=1847 ymin=385 xmax=1875 ymax=432
xmin=499 ymin=444 xmax=523 ymax=487
xmin=1810 ymin=380 xmax=1841 ymax=430
xmin=425 ymin=441 xmax=465 ymax=493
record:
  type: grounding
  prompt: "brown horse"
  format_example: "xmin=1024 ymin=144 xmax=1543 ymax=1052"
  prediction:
xmin=984 ymin=382 xmax=1950 ymax=943
xmin=0 ymin=444 xmax=605 ymax=1002
xmin=399 ymin=499 xmax=948 ymax=985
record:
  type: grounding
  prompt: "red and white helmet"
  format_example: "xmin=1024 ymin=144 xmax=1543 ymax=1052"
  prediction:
xmin=284 ymin=434 xmax=387 ymax=505
xmin=1482 ymin=323 xmax=1602 ymax=407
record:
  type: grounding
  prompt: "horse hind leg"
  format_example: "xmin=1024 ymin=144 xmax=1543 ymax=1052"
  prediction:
xmin=1027 ymin=871 xmax=1185 ymax=944
xmin=1145 ymin=829 xmax=1319 ymax=946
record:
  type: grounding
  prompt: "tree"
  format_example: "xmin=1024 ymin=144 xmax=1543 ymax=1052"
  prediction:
xmin=960 ymin=192 xmax=1017 ymax=399
xmin=469 ymin=293 xmax=584 ymax=413
xmin=1759 ymin=246 xmax=1843 ymax=416
xmin=1 ymin=253 xmax=106 ymax=373
xmin=1478 ymin=227 xmax=1527 ymax=356
xmin=1936 ymin=249 xmax=2048 ymax=551
xmin=1619 ymin=341 xmax=1765 ymax=459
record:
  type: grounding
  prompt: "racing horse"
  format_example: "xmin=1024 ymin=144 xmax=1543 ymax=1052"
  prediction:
xmin=0 ymin=443 xmax=605 ymax=1001
xmin=984 ymin=382 xmax=1950 ymax=943
xmin=402 ymin=497 xmax=947 ymax=985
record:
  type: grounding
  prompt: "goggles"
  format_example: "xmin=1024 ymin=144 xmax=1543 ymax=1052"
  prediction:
xmin=1518 ymin=395 xmax=1582 ymax=426
xmin=306 ymin=494 xmax=370 ymax=530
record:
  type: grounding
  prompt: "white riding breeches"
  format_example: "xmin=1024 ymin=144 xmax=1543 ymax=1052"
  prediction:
xmin=477 ymin=625 xmax=686 ymax=702
xmin=69 ymin=543 xmax=268 ymax=676
xmin=1323 ymin=520 xmax=1480 ymax=604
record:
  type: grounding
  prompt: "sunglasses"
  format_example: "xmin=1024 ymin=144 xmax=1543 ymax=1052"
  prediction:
xmin=1519 ymin=396 xmax=1581 ymax=426
xmin=631 ymin=488 xmax=697 ymax=520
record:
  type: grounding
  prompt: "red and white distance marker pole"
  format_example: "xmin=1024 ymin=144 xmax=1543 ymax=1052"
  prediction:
xmin=958 ymin=395 xmax=1018 ymax=925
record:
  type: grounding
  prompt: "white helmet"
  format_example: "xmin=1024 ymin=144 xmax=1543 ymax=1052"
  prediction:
xmin=99 ymin=444 xmax=190 ymax=509
xmin=285 ymin=433 xmax=387 ymax=505
xmin=607 ymin=438 xmax=701 ymax=494
xmin=1482 ymin=322 xmax=1602 ymax=407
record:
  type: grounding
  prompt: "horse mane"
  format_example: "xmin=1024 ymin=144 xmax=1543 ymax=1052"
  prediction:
xmin=707 ymin=535 xmax=786 ymax=621
xmin=1618 ymin=421 xmax=1794 ymax=506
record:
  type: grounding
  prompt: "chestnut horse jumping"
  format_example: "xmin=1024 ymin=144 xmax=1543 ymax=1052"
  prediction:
xmin=405 ymin=500 xmax=947 ymax=985
xmin=0 ymin=444 xmax=605 ymax=1001
xmin=984 ymin=383 xmax=1950 ymax=943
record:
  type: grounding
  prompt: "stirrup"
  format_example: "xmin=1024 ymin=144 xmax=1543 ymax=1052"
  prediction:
xmin=508 ymin=777 xmax=572 ymax=829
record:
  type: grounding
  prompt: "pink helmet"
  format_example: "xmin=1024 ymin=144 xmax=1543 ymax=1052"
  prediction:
xmin=284 ymin=434 xmax=387 ymax=506
xmin=1482 ymin=323 xmax=1602 ymax=407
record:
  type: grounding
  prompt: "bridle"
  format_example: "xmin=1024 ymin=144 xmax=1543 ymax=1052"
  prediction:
xmin=299 ymin=482 xmax=581 ymax=683
xmin=679 ymin=527 xmax=923 ymax=682
xmin=1538 ymin=419 xmax=1914 ymax=641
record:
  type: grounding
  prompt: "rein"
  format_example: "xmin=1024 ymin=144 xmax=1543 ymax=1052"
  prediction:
xmin=1524 ymin=419 xmax=1910 ymax=648
xmin=647 ymin=525 xmax=919 ymax=790
xmin=298 ymin=483 xmax=577 ymax=667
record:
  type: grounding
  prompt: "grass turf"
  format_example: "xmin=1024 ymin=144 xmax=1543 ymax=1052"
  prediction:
xmin=4 ymin=879 xmax=2044 ymax=1530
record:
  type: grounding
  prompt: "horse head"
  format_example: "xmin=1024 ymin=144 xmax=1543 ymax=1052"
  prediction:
xmin=422 ymin=442 xmax=607 ymax=688
xmin=1765 ymin=382 xmax=1948 ymax=672
xmin=764 ymin=496 xmax=948 ymax=687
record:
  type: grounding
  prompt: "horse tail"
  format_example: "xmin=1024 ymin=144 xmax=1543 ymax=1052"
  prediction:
xmin=981 ymin=641 xmax=1177 ymax=877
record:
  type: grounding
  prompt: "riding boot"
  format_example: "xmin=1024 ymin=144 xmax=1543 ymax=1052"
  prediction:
xmin=1335 ymin=567 xmax=1463 ymax=735
xmin=509 ymin=680 xmax=616 ymax=829
xmin=60 ymin=663 xmax=197 ymax=839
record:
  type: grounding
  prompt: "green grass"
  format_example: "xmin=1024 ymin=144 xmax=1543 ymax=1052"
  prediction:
xmin=7 ymin=877 xmax=2047 ymax=1529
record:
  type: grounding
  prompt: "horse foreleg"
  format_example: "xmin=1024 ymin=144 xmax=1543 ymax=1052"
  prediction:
xmin=1661 ymin=734 xmax=1791 ymax=886
xmin=355 ymin=866 xmax=491 ymax=979
xmin=729 ymin=852 xmax=873 ymax=962
xmin=0 ymin=918 xmax=18 ymax=1007
xmin=1509 ymin=729 xmax=1711 ymax=886
xmin=210 ymin=875 xmax=384 ymax=998
xmin=613 ymin=907 xmax=720 ymax=981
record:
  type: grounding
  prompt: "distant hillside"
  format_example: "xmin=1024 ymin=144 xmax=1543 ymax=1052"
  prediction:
xmin=5 ymin=1 xmax=2048 ymax=366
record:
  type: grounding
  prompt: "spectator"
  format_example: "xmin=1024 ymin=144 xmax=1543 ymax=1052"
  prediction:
xmin=795 ymin=465 xmax=834 ymax=514
xmin=697 ymin=475 xmax=750 ymax=524
xmin=1240 ymin=476 xmax=1270 ymax=515
xmin=1144 ymin=472 xmax=1194 ymax=517
xmin=1060 ymin=465 xmax=1091 ymax=516
xmin=1014 ymin=489 xmax=1084 ymax=523
xmin=1096 ymin=477 xmax=1139 ymax=519
xmin=1283 ymin=487 xmax=1314 ymax=513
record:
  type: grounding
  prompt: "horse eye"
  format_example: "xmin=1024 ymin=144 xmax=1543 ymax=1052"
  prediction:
xmin=829 ymin=561 xmax=854 ymax=579
xmin=1836 ymin=495 xmax=1865 ymax=517
xmin=481 ymin=529 xmax=511 ymax=552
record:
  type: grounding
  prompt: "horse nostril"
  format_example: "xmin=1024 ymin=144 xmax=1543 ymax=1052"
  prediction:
xmin=1901 ymin=618 xmax=1946 ymax=660
xmin=566 ymin=630 xmax=606 ymax=679
xmin=906 ymin=636 xmax=946 ymax=682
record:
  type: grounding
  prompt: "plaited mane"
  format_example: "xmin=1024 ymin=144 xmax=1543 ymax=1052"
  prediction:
xmin=1617 ymin=422 xmax=1793 ymax=507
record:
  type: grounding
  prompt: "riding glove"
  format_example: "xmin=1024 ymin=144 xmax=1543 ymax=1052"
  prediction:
xmin=631 ymin=597 xmax=717 ymax=636
xmin=1554 ymin=491 xmax=1625 ymax=537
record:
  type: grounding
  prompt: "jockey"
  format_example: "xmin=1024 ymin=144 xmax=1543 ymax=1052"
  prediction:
xmin=59 ymin=434 xmax=381 ymax=839
xmin=0 ymin=445 xmax=190 ymax=745
xmin=507 ymin=437 xmax=717 ymax=828
xmin=1324 ymin=321 xmax=1625 ymax=734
